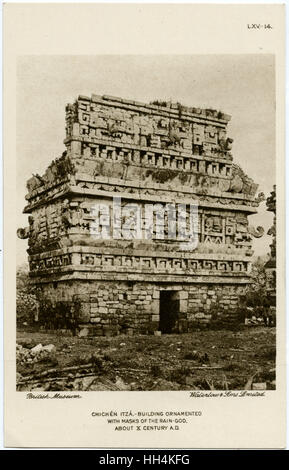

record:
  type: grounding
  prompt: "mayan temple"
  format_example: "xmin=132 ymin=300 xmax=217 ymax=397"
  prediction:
xmin=18 ymin=94 xmax=265 ymax=335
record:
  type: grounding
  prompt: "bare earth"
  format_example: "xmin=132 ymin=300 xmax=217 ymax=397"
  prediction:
xmin=16 ymin=326 xmax=276 ymax=392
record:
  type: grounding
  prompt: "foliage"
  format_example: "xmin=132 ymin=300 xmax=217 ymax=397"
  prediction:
xmin=38 ymin=299 xmax=80 ymax=333
xmin=241 ymin=257 xmax=271 ymax=309
xmin=150 ymin=100 xmax=168 ymax=107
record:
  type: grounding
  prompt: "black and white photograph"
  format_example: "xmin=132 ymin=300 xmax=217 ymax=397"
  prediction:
xmin=16 ymin=54 xmax=276 ymax=392
xmin=3 ymin=2 xmax=286 ymax=450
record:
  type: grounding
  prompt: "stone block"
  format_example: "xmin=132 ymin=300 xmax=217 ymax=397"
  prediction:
xmin=77 ymin=303 xmax=90 ymax=323
xmin=151 ymin=300 xmax=159 ymax=314
xmin=99 ymin=307 xmax=108 ymax=314
xmin=189 ymin=299 xmax=202 ymax=304
xmin=90 ymin=295 xmax=99 ymax=301
xmin=91 ymin=317 xmax=101 ymax=323
xmin=103 ymin=326 xmax=116 ymax=337
xmin=195 ymin=312 xmax=205 ymax=319
xmin=179 ymin=291 xmax=188 ymax=300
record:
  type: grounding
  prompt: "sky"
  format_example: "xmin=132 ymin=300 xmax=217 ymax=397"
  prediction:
xmin=16 ymin=54 xmax=275 ymax=265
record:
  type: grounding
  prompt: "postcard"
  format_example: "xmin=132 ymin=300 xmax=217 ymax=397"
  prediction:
xmin=3 ymin=2 xmax=286 ymax=448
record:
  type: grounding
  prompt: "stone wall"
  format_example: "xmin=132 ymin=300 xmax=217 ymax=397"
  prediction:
xmin=36 ymin=280 xmax=245 ymax=335
xmin=26 ymin=197 xmax=259 ymax=258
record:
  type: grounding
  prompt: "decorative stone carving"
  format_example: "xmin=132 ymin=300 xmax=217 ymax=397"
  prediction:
xmin=248 ymin=225 xmax=264 ymax=238
xmin=17 ymin=227 xmax=29 ymax=239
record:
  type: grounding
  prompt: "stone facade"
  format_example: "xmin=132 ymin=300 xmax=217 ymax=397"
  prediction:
xmin=18 ymin=94 xmax=264 ymax=334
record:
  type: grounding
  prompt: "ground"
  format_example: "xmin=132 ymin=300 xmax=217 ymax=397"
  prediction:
xmin=16 ymin=326 xmax=276 ymax=392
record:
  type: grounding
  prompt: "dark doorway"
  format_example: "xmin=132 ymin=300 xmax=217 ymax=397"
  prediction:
xmin=159 ymin=291 xmax=179 ymax=334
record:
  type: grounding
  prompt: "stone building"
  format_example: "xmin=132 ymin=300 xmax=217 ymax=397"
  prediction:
xmin=18 ymin=94 xmax=264 ymax=335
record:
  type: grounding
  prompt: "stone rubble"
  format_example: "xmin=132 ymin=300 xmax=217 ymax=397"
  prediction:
xmin=16 ymin=343 xmax=56 ymax=365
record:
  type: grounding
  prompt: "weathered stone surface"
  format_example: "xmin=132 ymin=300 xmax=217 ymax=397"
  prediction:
xmin=17 ymin=93 xmax=263 ymax=333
